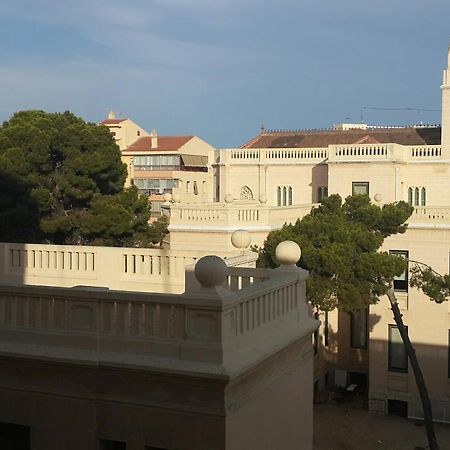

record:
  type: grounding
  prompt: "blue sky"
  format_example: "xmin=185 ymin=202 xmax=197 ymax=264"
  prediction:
xmin=1 ymin=0 xmax=449 ymax=147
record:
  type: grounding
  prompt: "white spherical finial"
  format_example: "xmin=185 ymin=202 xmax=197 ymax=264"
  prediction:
xmin=374 ymin=193 xmax=382 ymax=203
xmin=194 ymin=255 xmax=228 ymax=287
xmin=163 ymin=193 xmax=172 ymax=202
xmin=231 ymin=229 xmax=251 ymax=249
xmin=224 ymin=194 xmax=234 ymax=203
xmin=275 ymin=241 xmax=301 ymax=266
xmin=259 ymin=194 xmax=268 ymax=204
xmin=172 ymin=193 xmax=181 ymax=203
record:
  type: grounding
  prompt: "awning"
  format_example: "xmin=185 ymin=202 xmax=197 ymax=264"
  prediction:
xmin=180 ymin=154 xmax=208 ymax=166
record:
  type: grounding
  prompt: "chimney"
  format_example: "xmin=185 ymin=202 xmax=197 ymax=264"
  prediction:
xmin=108 ymin=110 xmax=116 ymax=119
xmin=151 ymin=128 xmax=158 ymax=148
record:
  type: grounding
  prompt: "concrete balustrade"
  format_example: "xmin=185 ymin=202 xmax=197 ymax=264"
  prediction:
xmin=0 ymin=243 xmax=257 ymax=294
xmin=0 ymin=246 xmax=316 ymax=376
xmin=220 ymin=144 xmax=443 ymax=165
xmin=221 ymin=147 xmax=329 ymax=163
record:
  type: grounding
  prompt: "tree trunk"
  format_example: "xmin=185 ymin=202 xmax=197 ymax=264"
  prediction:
xmin=386 ymin=288 xmax=439 ymax=450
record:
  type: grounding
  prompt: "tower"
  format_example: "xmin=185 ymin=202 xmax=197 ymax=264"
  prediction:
xmin=441 ymin=46 xmax=450 ymax=154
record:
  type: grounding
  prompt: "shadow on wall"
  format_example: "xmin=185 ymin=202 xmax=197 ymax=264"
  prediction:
xmin=315 ymin=309 xmax=450 ymax=423
xmin=310 ymin=164 xmax=328 ymax=203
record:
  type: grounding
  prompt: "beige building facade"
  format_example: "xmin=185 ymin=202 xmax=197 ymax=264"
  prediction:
xmin=162 ymin=46 xmax=450 ymax=422
xmin=0 ymin=241 xmax=318 ymax=449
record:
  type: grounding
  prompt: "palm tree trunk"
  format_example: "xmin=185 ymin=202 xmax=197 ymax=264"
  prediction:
xmin=386 ymin=288 xmax=439 ymax=450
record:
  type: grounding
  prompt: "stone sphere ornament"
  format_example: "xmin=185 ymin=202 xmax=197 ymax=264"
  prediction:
xmin=259 ymin=194 xmax=268 ymax=204
xmin=224 ymin=194 xmax=234 ymax=203
xmin=374 ymin=193 xmax=382 ymax=203
xmin=231 ymin=230 xmax=251 ymax=249
xmin=194 ymin=255 xmax=228 ymax=287
xmin=172 ymin=193 xmax=181 ymax=203
xmin=275 ymin=241 xmax=301 ymax=266
xmin=163 ymin=193 xmax=172 ymax=202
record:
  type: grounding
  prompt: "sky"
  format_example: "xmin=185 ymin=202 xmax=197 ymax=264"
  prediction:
xmin=0 ymin=0 xmax=449 ymax=147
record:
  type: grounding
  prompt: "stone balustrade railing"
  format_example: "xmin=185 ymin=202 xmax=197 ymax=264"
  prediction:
xmin=410 ymin=206 xmax=450 ymax=224
xmin=168 ymin=202 xmax=314 ymax=229
xmin=329 ymin=143 xmax=392 ymax=161
xmin=219 ymin=144 xmax=444 ymax=165
xmin=0 ymin=243 xmax=257 ymax=294
xmin=0 ymin=245 xmax=318 ymax=377
xmin=220 ymin=148 xmax=329 ymax=164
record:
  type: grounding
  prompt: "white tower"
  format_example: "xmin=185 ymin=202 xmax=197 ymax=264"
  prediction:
xmin=441 ymin=46 xmax=450 ymax=154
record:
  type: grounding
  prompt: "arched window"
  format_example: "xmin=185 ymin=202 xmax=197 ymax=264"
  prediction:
xmin=288 ymin=187 xmax=293 ymax=205
xmin=421 ymin=187 xmax=426 ymax=206
xmin=277 ymin=187 xmax=282 ymax=206
xmin=282 ymin=186 xmax=287 ymax=206
xmin=408 ymin=187 xmax=413 ymax=206
xmin=414 ymin=187 xmax=420 ymax=206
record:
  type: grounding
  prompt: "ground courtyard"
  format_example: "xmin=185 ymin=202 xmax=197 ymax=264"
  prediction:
xmin=314 ymin=403 xmax=450 ymax=450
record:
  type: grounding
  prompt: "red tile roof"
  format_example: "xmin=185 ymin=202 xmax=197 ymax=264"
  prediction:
xmin=100 ymin=118 xmax=127 ymax=125
xmin=240 ymin=127 xmax=441 ymax=148
xmin=125 ymin=136 xmax=194 ymax=152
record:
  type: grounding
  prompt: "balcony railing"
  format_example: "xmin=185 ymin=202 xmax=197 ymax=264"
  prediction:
xmin=219 ymin=144 xmax=443 ymax=164
xmin=0 ymin=250 xmax=317 ymax=377
xmin=134 ymin=165 xmax=208 ymax=172
xmin=0 ymin=243 xmax=257 ymax=294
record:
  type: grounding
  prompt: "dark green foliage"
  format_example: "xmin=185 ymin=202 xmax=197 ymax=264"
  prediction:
xmin=410 ymin=265 xmax=450 ymax=304
xmin=0 ymin=110 xmax=167 ymax=247
xmin=0 ymin=168 xmax=41 ymax=242
xmin=257 ymin=194 xmax=414 ymax=312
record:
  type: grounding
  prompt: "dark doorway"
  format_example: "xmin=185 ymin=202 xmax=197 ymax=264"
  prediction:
xmin=0 ymin=422 xmax=30 ymax=450
xmin=349 ymin=371 xmax=368 ymax=388
xmin=100 ymin=439 xmax=127 ymax=450
xmin=388 ymin=399 xmax=408 ymax=417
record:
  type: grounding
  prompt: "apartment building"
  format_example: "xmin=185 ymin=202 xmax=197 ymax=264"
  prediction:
xmin=100 ymin=113 xmax=215 ymax=217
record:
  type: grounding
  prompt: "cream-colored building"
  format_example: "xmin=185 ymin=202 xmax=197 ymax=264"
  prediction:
xmin=0 ymin=241 xmax=318 ymax=449
xmin=100 ymin=113 xmax=215 ymax=217
xmin=162 ymin=46 xmax=450 ymax=422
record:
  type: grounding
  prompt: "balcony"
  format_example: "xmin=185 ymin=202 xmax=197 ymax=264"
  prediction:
xmin=134 ymin=165 xmax=208 ymax=172
xmin=0 ymin=244 xmax=317 ymax=378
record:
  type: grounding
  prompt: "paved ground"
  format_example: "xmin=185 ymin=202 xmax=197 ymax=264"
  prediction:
xmin=314 ymin=401 xmax=450 ymax=450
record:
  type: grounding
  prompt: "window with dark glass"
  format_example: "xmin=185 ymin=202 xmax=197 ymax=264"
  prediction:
xmin=324 ymin=311 xmax=329 ymax=347
xmin=448 ymin=330 xmax=450 ymax=379
xmin=352 ymin=182 xmax=369 ymax=196
xmin=390 ymin=250 xmax=409 ymax=292
xmin=317 ymin=186 xmax=328 ymax=202
xmin=388 ymin=325 xmax=408 ymax=373
xmin=350 ymin=309 xmax=368 ymax=349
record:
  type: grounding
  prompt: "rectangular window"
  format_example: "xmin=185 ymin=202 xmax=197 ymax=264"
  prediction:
xmin=313 ymin=311 xmax=319 ymax=355
xmin=390 ymin=250 xmax=409 ymax=292
xmin=350 ymin=309 xmax=368 ymax=349
xmin=388 ymin=325 xmax=408 ymax=373
xmin=352 ymin=182 xmax=369 ymax=196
